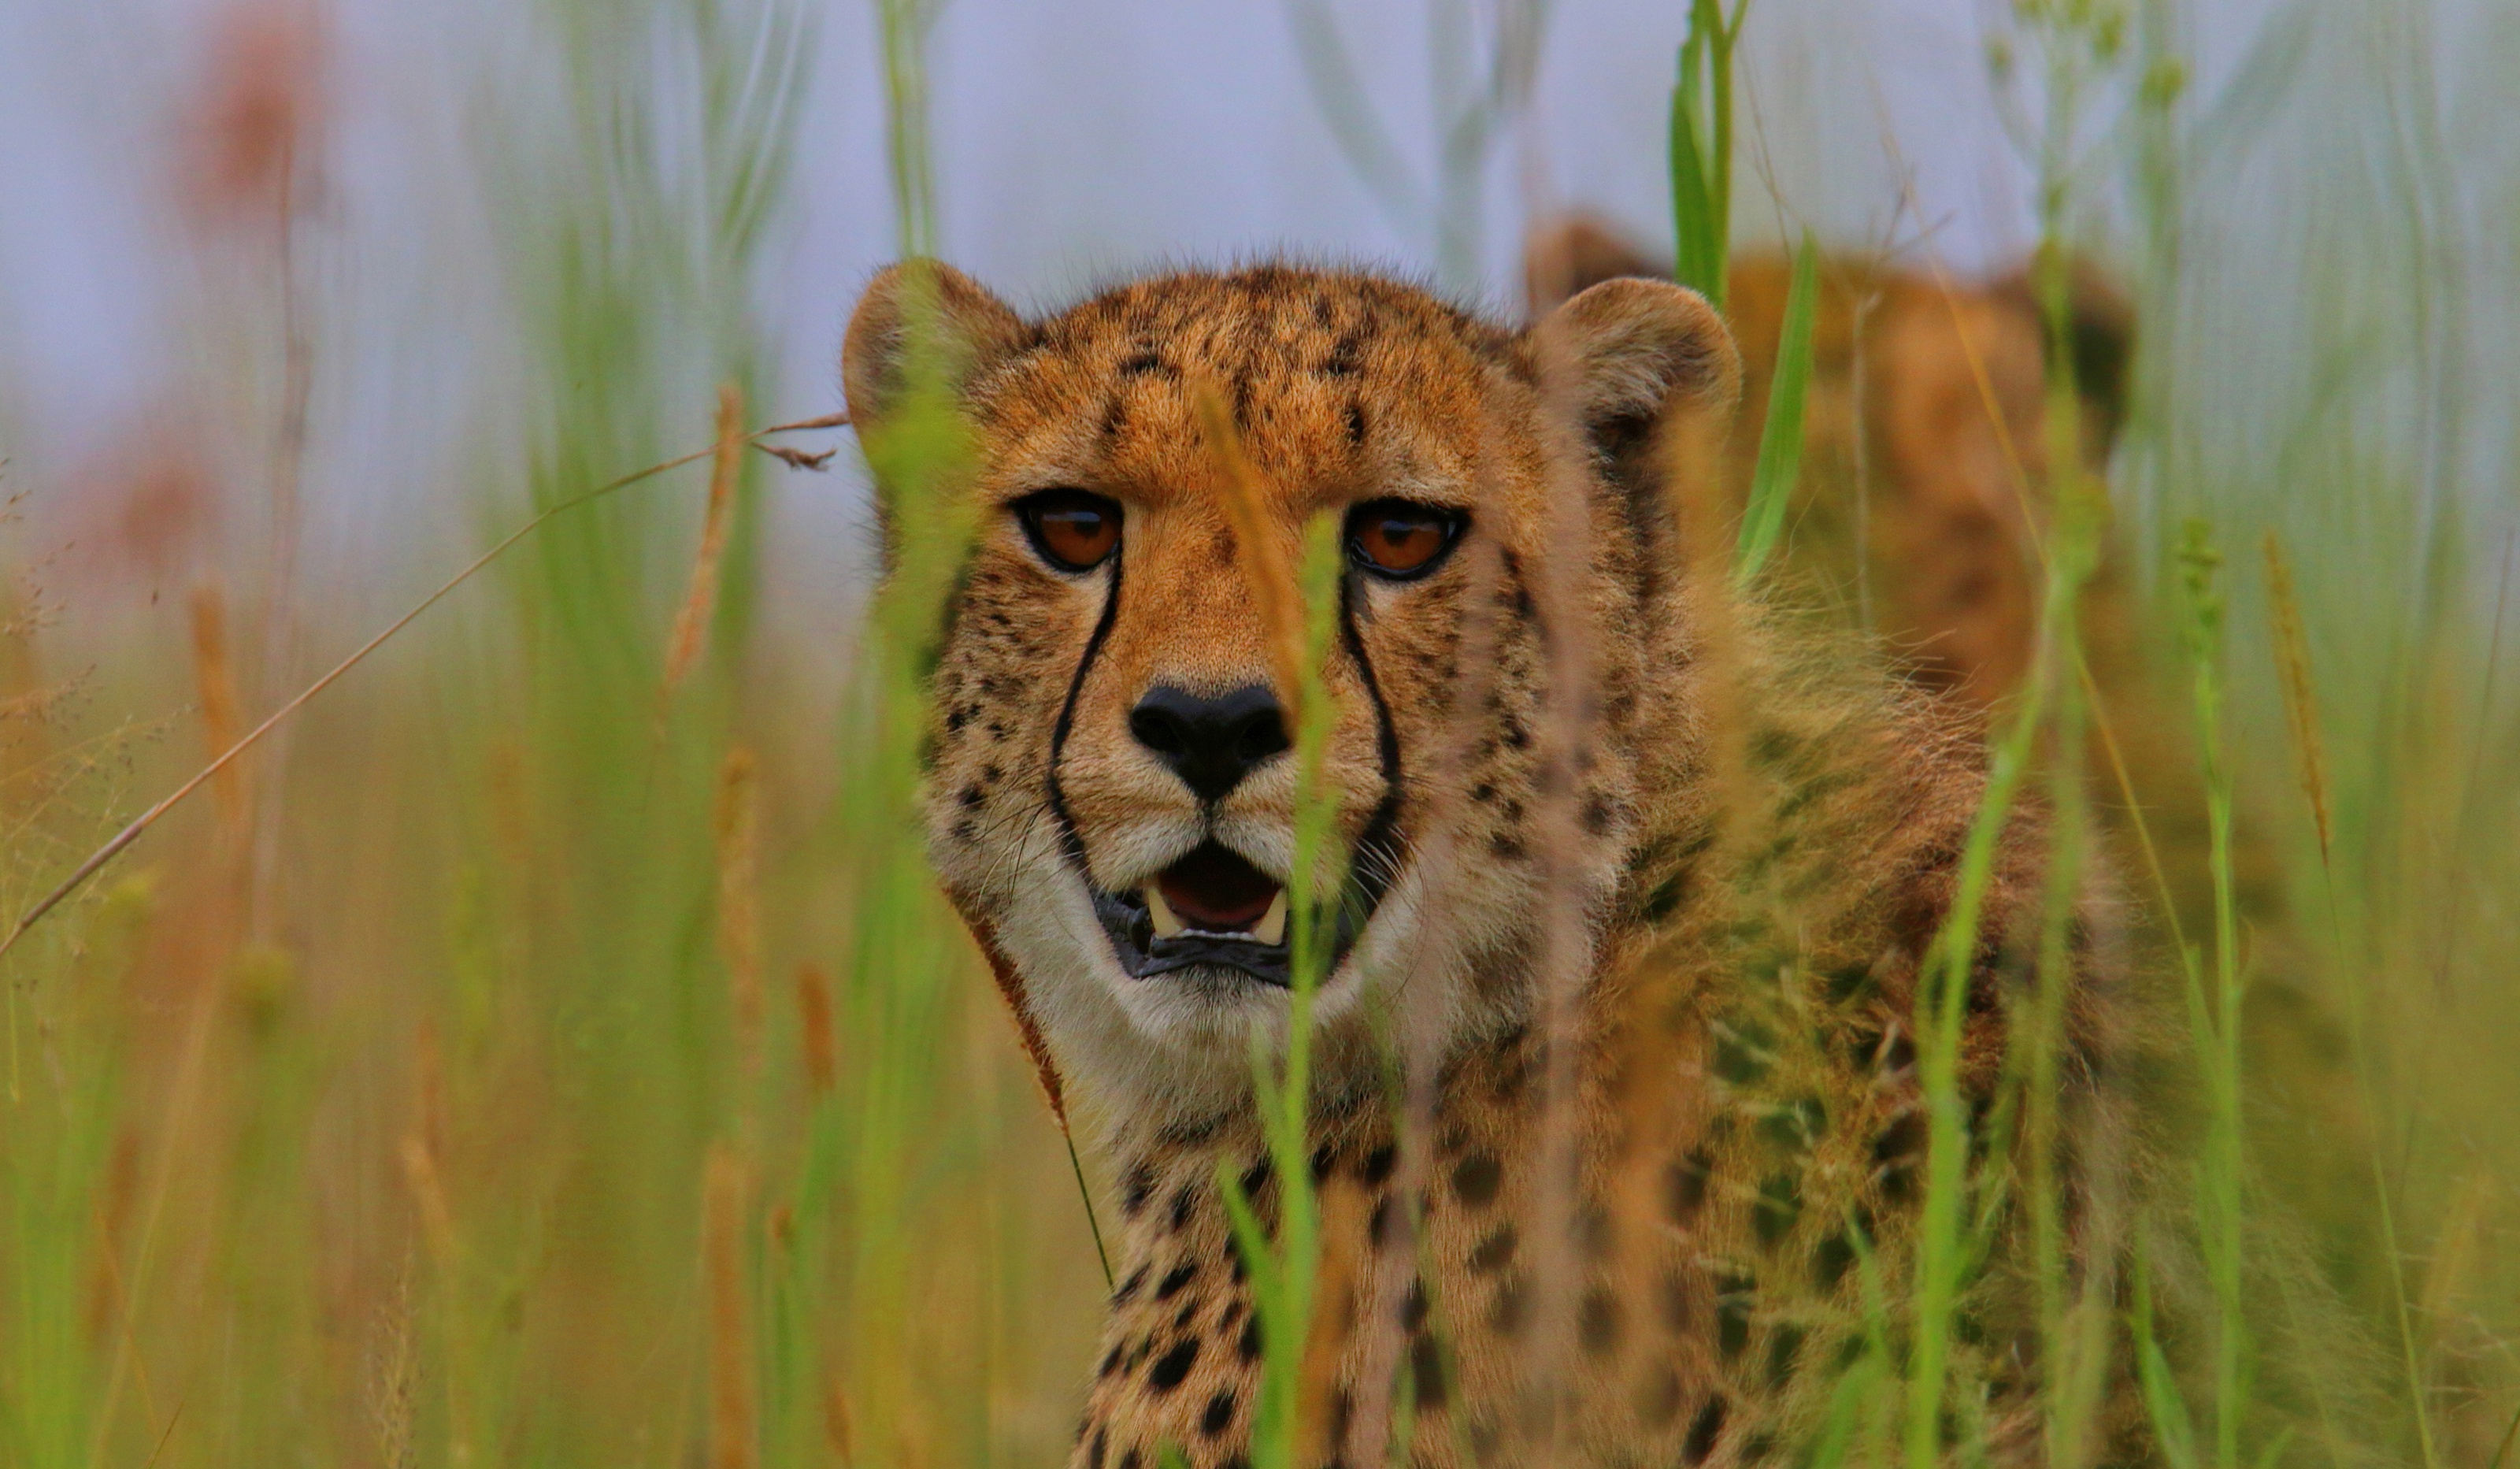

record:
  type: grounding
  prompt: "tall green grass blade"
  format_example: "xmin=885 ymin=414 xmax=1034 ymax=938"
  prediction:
xmin=1667 ymin=56 xmax=1718 ymax=302
xmin=2175 ymin=521 xmax=2251 ymax=1469
xmin=1735 ymin=228 xmax=1818 ymax=585
xmin=1666 ymin=0 xmax=1741 ymax=307
xmin=1225 ymin=514 xmax=1347 ymax=1469
xmin=2135 ymin=1252 xmax=2203 ymax=1469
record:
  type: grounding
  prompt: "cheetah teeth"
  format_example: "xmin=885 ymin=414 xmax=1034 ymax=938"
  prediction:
xmin=1252 ymin=889 xmax=1288 ymax=947
xmin=1147 ymin=885 xmax=1186 ymax=939
xmin=1140 ymin=885 xmax=1291 ymax=946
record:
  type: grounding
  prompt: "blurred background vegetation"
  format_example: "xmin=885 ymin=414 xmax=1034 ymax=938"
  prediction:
xmin=0 ymin=0 xmax=2515 ymax=1463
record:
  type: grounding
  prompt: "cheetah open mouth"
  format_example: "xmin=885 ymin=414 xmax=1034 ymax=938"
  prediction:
xmin=1090 ymin=839 xmax=1389 ymax=989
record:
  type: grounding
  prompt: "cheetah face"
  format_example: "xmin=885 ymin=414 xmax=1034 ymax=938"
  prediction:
xmin=843 ymin=263 xmax=1737 ymax=1118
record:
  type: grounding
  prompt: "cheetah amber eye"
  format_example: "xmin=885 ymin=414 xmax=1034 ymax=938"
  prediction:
xmin=1014 ymin=489 xmax=1122 ymax=572
xmin=1346 ymin=499 xmax=1464 ymax=580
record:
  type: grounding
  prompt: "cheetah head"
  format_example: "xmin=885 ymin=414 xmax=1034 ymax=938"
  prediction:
xmin=843 ymin=262 xmax=1739 ymax=1122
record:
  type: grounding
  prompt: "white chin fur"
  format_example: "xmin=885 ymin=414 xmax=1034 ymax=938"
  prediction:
xmin=962 ymin=807 xmax=1514 ymax=1130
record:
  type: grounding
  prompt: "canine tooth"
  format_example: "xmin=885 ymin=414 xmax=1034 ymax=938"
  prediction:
xmin=1147 ymin=885 xmax=1186 ymax=939
xmin=1253 ymin=889 xmax=1288 ymax=947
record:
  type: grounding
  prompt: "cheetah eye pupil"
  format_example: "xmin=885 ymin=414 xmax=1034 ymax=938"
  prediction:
xmin=1015 ymin=490 xmax=1122 ymax=572
xmin=1347 ymin=499 xmax=1464 ymax=579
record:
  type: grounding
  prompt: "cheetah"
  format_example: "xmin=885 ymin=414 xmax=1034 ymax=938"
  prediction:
xmin=840 ymin=258 xmax=2343 ymax=1465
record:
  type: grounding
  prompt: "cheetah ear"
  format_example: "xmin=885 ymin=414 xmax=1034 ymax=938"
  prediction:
xmin=1535 ymin=275 xmax=1743 ymax=440
xmin=841 ymin=259 xmax=1030 ymax=428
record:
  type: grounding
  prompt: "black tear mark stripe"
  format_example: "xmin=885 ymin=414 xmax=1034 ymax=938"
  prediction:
xmin=1338 ymin=570 xmax=1408 ymax=900
xmin=1045 ymin=548 xmax=1127 ymax=867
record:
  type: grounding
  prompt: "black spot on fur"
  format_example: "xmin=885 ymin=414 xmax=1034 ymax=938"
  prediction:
xmin=1488 ymin=1275 xmax=1529 ymax=1337
xmin=1403 ymin=1277 xmax=1430 ymax=1332
xmin=1766 ymin=1325 xmax=1807 ymax=1389
xmin=1451 ymin=1152 xmax=1503 ymax=1207
xmin=1309 ymin=1142 xmax=1337 ymax=1182
xmin=1099 ymin=1341 xmax=1125 ymax=1378
xmin=1147 ymin=1337 xmax=1199 ymax=1393
xmin=1813 ymin=1232 xmax=1857 ymax=1290
xmin=1684 ymin=1397 xmax=1727 ymax=1463
xmin=1581 ymin=793 xmax=1616 ymax=834
xmin=1346 ymin=399 xmax=1368 ymax=445
xmin=1664 ymin=1149 xmax=1711 ymax=1222
xmin=1875 ymin=1112 xmax=1928 ymax=1200
xmin=1578 ymin=1289 xmax=1624 ymax=1356
xmin=1121 ymin=1162 xmax=1156 ymax=1217
xmin=1169 ymin=1184 xmax=1197 ymax=1233
xmin=1825 ymin=962 xmax=1876 ymax=1005
xmin=1201 ymin=1389 xmax=1238 ymax=1437
xmin=1237 ymin=1312 xmax=1262 ymax=1362
xmin=1468 ymin=1225 xmax=1518 ymax=1274
xmin=1368 ymin=1194 xmax=1395 ymax=1249
xmin=1410 ymin=1334 xmax=1447 ymax=1409
xmin=1118 ymin=349 xmax=1166 ymax=376
xmin=1361 ymin=1143 xmax=1397 ymax=1186
xmin=1712 ymin=1019 xmax=1776 ymax=1085
xmin=1113 ymin=1263 xmax=1148 ymax=1306
xmin=957 ymin=783 xmax=984 ymax=809
xmin=1761 ymin=1096 xmax=1828 ymax=1150
xmin=1715 ymin=1274 xmax=1755 ymax=1360
xmin=1156 ymin=1261 xmax=1198 ymax=1300
xmin=1090 ymin=1426 xmax=1107 ymax=1469
xmin=1755 ymin=1174 xmax=1803 ymax=1246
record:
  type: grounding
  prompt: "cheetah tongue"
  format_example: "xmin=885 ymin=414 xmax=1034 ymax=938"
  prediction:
xmin=1147 ymin=842 xmax=1285 ymax=944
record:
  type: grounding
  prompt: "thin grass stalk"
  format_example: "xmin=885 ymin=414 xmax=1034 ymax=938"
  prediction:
xmin=1218 ymin=516 xmax=1347 ymax=1469
xmin=716 ymin=747 xmax=764 ymax=1097
xmin=1197 ymin=389 xmax=1343 ymax=1465
xmin=1195 ymin=384 xmax=1313 ymax=725
xmin=1905 ymin=599 xmax=2051 ymax=1469
xmin=661 ymin=384 xmax=750 ymax=716
xmin=704 ymin=1144 xmax=759 ymax=1469
xmin=2134 ymin=1247 xmax=2202 ymax=1469
xmin=2264 ymin=531 xmax=2441 ymax=1469
xmin=826 ymin=18 xmax=993 ymax=1446
xmin=2028 ymin=507 xmax=2101 ymax=1469
xmin=2174 ymin=523 xmax=2248 ymax=1469
xmin=2025 ymin=47 xmax=2113 ymax=1460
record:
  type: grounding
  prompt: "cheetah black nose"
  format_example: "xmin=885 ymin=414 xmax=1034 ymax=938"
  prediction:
xmin=1128 ymin=684 xmax=1290 ymax=802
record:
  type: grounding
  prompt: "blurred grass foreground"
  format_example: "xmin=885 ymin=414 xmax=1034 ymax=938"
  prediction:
xmin=4 ymin=0 xmax=2519 ymax=1465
